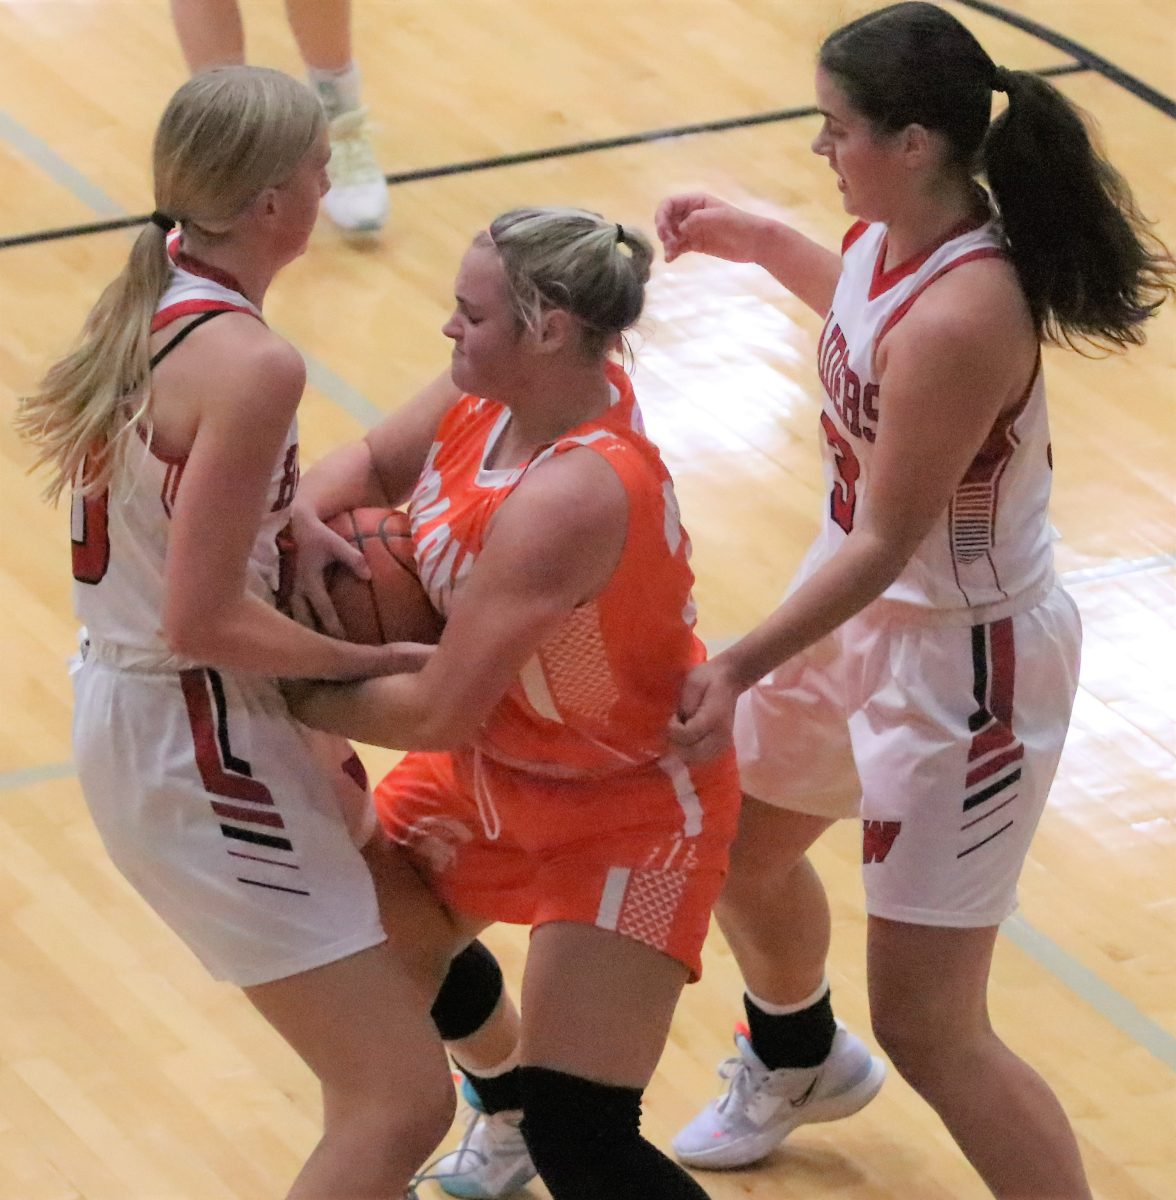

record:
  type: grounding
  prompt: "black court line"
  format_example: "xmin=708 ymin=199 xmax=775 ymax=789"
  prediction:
xmin=0 ymin=61 xmax=1088 ymax=253
xmin=955 ymin=0 xmax=1175 ymax=118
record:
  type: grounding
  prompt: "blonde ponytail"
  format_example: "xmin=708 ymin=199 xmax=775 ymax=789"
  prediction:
xmin=15 ymin=222 xmax=172 ymax=501
xmin=16 ymin=65 xmax=324 ymax=502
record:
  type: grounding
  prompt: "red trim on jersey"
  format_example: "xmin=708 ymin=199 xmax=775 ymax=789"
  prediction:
xmin=210 ymin=799 xmax=286 ymax=828
xmin=166 ymin=237 xmax=248 ymax=295
xmin=968 ymin=720 xmax=1017 ymax=762
xmin=966 ymin=742 xmax=1025 ymax=787
xmin=133 ymin=420 xmax=187 ymax=466
xmin=873 ymin=248 xmax=1006 ymax=347
xmin=868 ymin=211 xmax=994 ymax=300
xmin=71 ymin=476 xmax=111 ymax=585
xmin=161 ymin=458 xmax=185 ymax=518
xmin=180 ymin=669 xmax=280 ymax=810
xmin=987 ymin=617 xmax=1016 ymax=726
xmin=963 ymin=620 xmax=1022 ymax=794
xmin=961 ymin=355 xmax=1039 ymax=487
xmin=945 ymin=353 xmax=1040 ymax=600
xmin=341 ymin=751 xmax=369 ymax=793
xmin=841 ymin=220 xmax=869 ymax=255
xmin=150 ymin=299 xmax=258 ymax=332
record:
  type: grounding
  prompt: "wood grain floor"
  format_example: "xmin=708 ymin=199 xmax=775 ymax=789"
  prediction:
xmin=0 ymin=2 xmax=1172 ymax=1197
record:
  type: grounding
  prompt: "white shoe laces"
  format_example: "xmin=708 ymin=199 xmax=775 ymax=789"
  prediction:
xmin=714 ymin=1052 xmax=767 ymax=1114
xmin=413 ymin=1107 xmax=524 ymax=1186
xmin=327 ymin=108 xmax=382 ymax=187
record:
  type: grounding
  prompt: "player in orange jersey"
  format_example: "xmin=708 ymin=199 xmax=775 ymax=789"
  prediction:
xmin=289 ymin=207 xmax=742 ymax=1200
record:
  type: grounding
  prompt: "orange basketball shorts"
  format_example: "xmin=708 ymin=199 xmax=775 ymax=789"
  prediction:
xmin=374 ymin=747 xmax=741 ymax=981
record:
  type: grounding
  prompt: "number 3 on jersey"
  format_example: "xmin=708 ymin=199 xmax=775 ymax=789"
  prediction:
xmin=820 ymin=411 xmax=860 ymax=534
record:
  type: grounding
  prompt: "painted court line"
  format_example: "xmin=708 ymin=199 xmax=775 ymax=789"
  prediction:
xmin=0 ymin=761 xmax=75 ymax=791
xmin=0 ymin=107 xmax=385 ymax=431
xmin=0 ymin=108 xmax=125 ymax=220
xmin=1003 ymin=914 xmax=1176 ymax=1071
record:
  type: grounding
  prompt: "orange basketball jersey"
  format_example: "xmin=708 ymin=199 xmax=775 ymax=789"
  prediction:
xmin=407 ymin=361 xmax=703 ymax=776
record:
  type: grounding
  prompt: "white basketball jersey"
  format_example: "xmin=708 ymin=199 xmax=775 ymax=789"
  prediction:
xmin=72 ymin=249 xmax=299 ymax=660
xmin=812 ymin=216 xmax=1055 ymax=611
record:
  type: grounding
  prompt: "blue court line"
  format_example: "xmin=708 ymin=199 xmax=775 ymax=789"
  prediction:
xmin=303 ymin=356 xmax=384 ymax=430
xmin=0 ymin=761 xmax=76 ymax=791
xmin=0 ymin=109 xmax=385 ymax=431
xmin=0 ymin=109 xmax=125 ymax=219
xmin=1003 ymin=914 xmax=1176 ymax=1071
xmin=3 ymin=90 xmax=1175 ymax=1081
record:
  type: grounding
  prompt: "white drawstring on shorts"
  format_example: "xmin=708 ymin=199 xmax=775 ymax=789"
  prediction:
xmin=471 ymin=746 xmax=502 ymax=842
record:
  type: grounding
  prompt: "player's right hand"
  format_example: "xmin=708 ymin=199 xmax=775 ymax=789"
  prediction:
xmin=655 ymin=193 xmax=758 ymax=264
xmin=288 ymin=503 xmax=370 ymax=640
xmin=667 ymin=655 xmax=740 ymax=763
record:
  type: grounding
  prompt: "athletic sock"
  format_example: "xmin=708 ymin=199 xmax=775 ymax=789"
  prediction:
xmin=307 ymin=62 xmax=362 ymax=119
xmin=744 ymin=980 xmax=837 ymax=1069
xmin=461 ymin=1052 xmax=523 ymax=1115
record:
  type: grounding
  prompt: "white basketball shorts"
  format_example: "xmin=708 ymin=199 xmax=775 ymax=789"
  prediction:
xmin=72 ymin=643 xmax=385 ymax=986
xmin=734 ymin=579 xmax=1081 ymax=927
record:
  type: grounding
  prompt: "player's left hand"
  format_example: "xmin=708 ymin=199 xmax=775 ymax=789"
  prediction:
xmin=288 ymin=502 xmax=370 ymax=638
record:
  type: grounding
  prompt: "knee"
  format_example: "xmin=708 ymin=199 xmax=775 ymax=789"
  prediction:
xmin=407 ymin=1080 xmax=458 ymax=1157
xmin=330 ymin=1075 xmax=455 ymax=1166
xmin=870 ymin=1003 xmax=985 ymax=1096
xmin=326 ymin=1039 xmax=456 ymax=1162
xmin=723 ymin=846 xmax=794 ymax=900
xmin=714 ymin=849 xmax=804 ymax=930
xmin=870 ymin=1005 xmax=922 ymax=1080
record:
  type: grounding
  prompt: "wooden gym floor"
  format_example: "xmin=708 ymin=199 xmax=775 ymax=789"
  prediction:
xmin=0 ymin=2 xmax=1172 ymax=1197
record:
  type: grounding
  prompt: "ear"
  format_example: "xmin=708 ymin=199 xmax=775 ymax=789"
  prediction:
xmin=252 ymin=186 xmax=280 ymax=221
xmin=534 ymin=308 xmax=576 ymax=355
xmin=901 ymin=123 xmax=937 ymax=169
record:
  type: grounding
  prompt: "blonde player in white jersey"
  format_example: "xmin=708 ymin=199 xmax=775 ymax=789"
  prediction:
xmin=16 ymin=67 xmax=457 ymax=1199
xmin=655 ymin=3 xmax=1174 ymax=1198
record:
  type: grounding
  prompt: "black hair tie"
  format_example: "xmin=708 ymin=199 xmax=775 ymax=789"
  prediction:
xmin=616 ymin=222 xmax=625 ymax=244
xmin=991 ymin=65 xmax=1013 ymax=94
xmin=149 ymin=210 xmax=176 ymax=233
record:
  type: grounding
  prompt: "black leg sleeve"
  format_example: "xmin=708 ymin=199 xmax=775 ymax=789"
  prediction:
xmin=519 ymin=1066 xmax=710 ymax=1200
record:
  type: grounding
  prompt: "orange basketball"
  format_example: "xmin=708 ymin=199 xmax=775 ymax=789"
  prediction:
xmin=325 ymin=508 xmax=443 ymax=645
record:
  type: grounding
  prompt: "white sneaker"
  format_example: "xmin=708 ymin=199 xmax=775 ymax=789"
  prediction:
xmin=672 ymin=1021 xmax=886 ymax=1169
xmin=415 ymin=1077 xmax=537 ymax=1199
xmin=322 ymin=107 xmax=389 ymax=233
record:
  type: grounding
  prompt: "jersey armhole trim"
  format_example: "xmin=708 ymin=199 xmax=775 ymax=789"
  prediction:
xmin=872 ymin=248 xmax=1007 ymax=358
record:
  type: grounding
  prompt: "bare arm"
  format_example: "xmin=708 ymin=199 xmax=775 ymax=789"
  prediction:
xmin=674 ymin=261 xmax=1039 ymax=757
xmin=296 ymin=370 xmax=461 ymax=521
xmin=655 ymin=192 xmax=841 ymax=317
xmin=287 ymin=371 xmax=461 ymax=635
xmin=290 ymin=447 xmax=629 ymax=748
xmin=160 ymin=321 xmax=410 ymax=679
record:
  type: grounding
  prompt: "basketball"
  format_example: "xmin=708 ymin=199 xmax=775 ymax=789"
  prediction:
xmin=325 ymin=508 xmax=443 ymax=645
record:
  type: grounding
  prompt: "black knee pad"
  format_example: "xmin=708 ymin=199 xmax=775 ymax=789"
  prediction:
xmin=518 ymin=1066 xmax=708 ymax=1200
xmin=430 ymin=939 xmax=503 ymax=1042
